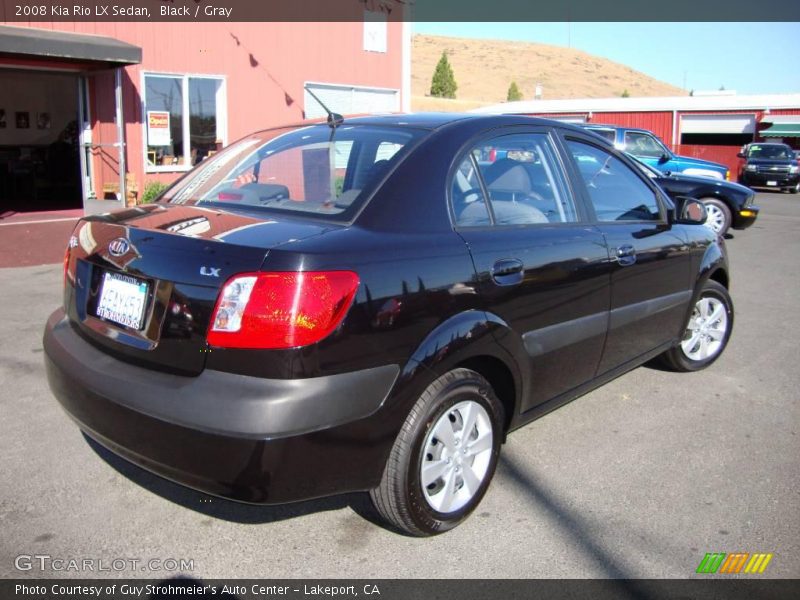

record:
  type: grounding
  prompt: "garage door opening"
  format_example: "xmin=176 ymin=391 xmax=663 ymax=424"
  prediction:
xmin=0 ymin=69 xmax=82 ymax=213
xmin=303 ymin=82 xmax=400 ymax=119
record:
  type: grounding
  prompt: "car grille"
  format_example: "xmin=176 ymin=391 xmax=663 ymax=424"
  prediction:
xmin=756 ymin=165 xmax=791 ymax=173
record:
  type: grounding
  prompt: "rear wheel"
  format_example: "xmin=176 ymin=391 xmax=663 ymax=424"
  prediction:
xmin=370 ymin=368 xmax=504 ymax=536
xmin=658 ymin=280 xmax=733 ymax=372
xmin=701 ymin=198 xmax=731 ymax=236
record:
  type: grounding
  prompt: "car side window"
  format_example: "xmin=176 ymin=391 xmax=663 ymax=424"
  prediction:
xmin=588 ymin=128 xmax=616 ymax=143
xmin=451 ymin=154 xmax=491 ymax=226
xmin=567 ymin=140 xmax=662 ymax=222
xmin=452 ymin=132 xmax=578 ymax=227
xmin=623 ymin=131 xmax=667 ymax=159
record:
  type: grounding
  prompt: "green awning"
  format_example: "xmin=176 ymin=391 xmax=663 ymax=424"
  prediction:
xmin=761 ymin=123 xmax=800 ymax=137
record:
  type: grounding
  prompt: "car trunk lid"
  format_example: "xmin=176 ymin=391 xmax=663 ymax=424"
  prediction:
xmin=64 ymin=204 xmax=332 ymax=375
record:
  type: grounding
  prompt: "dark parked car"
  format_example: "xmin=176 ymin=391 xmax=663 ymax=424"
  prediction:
xmin=44 ymin=114 xmax=733 ymax=536
xmin=629 ymin=155 xmax=759 ymax=236
xmin=738 ymin=142 xmax=800 ymax=193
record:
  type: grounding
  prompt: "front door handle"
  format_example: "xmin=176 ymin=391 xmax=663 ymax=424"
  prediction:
xmin=491 ymin=258 xmax=524 ymax=286
xmin=615 ymin=244 xmax=637 ymax=266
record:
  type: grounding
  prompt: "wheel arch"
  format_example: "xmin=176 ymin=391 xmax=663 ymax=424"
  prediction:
xmin=399 ymin=310 xmax=526 ymax=433
xmin=698 ymin=192 xmax=736 ymax=215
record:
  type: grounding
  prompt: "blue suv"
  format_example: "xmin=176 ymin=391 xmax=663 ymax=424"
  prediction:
xmin=582 ymin=124 xmax=730 ymax=180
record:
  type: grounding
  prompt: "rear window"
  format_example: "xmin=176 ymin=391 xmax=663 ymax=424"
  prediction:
xmin=162 ymin=124 xmax=427 ymax=221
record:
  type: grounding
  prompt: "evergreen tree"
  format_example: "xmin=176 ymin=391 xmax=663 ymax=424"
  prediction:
xmin=621 ymin=89 xmax=630 ymax=98
xmin=430 ymin=52 xmax=458 ymax=99
xmin=507 ymin=81 xmax=523 ymax=102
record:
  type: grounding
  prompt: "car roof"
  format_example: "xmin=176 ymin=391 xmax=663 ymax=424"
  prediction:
xmin=581 ymin=123 xmax=651 ymax=134
xmin=277 ymin=112 xmax=586 ymax=132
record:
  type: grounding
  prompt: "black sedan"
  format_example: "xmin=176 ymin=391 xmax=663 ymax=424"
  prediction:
xmin=44 ymin=114 xmax=733 ymax=536
xmin=630 ymin=156 xmax=759 ymax=236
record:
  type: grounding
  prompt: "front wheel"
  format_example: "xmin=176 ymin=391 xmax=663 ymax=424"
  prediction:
xmin=658 ymin=280 xmax=733 ymax=372
xmin=370 ymin=368 xmax=504 ymax=536
xmin=701 ymin=198 xmax=732 ymax=236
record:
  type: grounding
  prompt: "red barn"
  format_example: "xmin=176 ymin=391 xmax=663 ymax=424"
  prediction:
xmin=475 ymin=94 xmax=800 ymax=180
xmin=0 ymin=17 xmax=410 ymax=214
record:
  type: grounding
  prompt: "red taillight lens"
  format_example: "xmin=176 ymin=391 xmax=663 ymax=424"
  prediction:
xmin=63 ymin=246 xmax=70 ymax=288
xmin=207 ymin=271 xmax=359 ymax=349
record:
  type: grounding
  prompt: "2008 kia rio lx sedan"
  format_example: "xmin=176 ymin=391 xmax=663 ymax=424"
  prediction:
xmin=44 ymin=114 xmax=733 ymax=536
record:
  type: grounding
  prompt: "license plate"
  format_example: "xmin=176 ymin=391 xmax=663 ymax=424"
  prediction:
xmin=96 ymin=272 xmax=148 ymax=330
xmin=767 ymin=181 xmax=778 ymax=186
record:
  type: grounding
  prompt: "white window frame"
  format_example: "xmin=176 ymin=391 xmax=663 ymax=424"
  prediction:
xmin=141 ymin=71 xmax=228 ymax=173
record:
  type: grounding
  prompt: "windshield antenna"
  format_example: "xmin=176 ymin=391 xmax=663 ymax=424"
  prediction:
xmin=304 ymin=85 xmax=344 ymax=129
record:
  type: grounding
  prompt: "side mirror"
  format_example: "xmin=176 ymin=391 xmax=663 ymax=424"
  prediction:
xmin=658 ymin=153 xmax=671 ymax=164
xmin=737 ymin=152 xmax=745 ymax=158
xmin=671 ymin=196 xmax=707 ymax=225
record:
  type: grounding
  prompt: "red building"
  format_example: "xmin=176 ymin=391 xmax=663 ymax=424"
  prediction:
xmin=476 ymin=93 xmax=800 ymax=179
xmin=0 ymin=17 xmax=410 ymax=214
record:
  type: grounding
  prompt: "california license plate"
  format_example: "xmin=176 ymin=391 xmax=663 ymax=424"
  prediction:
xmin=767 ymin=181 xmax=778 ymax=186
xmin=96 ymin=272 xmax=148 ymax=330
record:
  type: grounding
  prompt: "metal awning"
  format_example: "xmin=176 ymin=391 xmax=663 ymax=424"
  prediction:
xmin=0 ymin=25 xmax=141 ymax=66
xmin=761 ymin=123 xmax=800 ymax=137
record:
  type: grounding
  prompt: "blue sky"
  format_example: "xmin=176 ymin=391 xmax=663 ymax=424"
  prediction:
xmin=412 ymin=23 xmax=800 ymax=95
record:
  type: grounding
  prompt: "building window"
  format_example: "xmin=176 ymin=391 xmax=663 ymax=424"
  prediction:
xmin=143 ymin=73 xmax=226 ymax=172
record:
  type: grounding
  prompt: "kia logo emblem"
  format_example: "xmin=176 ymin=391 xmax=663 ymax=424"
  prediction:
xmin=108 ymin=238 xmax=130 ymax=257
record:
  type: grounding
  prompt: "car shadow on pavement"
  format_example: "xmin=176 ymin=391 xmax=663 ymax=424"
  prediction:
xmin=84 ymin=433 xmax=382 ymax=527
xmin=498 ymin=454 xmax=655 ymax=593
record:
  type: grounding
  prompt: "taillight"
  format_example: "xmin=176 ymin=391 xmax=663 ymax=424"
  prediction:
xmin=207 ymin=271 xmax=359 ymax=349
xmin=63 ymin=246 xmax=70 ymax=288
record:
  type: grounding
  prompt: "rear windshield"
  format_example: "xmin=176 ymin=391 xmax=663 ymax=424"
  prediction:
xmin=162 ymin=124 xmax=427 ymax=221
xmin=746 ymin=144 xmax=793 ymax=159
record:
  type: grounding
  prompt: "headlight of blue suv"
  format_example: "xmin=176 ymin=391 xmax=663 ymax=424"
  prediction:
xmin=746 ymin=165 xmax=758 ymax=172
xmin=790 ymin=165 xmax=799 ymax=174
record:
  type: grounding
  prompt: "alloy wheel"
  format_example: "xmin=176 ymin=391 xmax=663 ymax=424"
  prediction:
xmin=681 ymin=296 xmax=729 ymax=361
xmin=704 ymin=203 xmax=727 ymax=234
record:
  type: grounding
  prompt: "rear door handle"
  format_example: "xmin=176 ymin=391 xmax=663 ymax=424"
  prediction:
xmin=615 ymin=244 xmax=637 ymax=266
xmin=491 ymin=258 xmax=524 ymax=286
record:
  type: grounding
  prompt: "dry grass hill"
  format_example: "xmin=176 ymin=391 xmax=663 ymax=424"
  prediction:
xmin=412 ymin=34 xmax=686 ymax=112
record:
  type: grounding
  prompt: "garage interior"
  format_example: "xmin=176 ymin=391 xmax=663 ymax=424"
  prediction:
xmin=0 ymin=69 xmax=82 ymax=213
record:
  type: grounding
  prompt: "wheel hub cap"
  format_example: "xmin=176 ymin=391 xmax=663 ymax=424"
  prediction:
xmin=420 ymin=400 xmax=493 ymax=514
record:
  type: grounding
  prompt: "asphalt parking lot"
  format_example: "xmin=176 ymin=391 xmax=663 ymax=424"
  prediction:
xmin=0 ymin=192 xmax=798 ymax=580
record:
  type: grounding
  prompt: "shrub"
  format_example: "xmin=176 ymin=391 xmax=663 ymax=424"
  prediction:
xmin=141 ymin=181 xmax=169 ymax=204
xmin=507 ymin=81 xmax=523 ymax=102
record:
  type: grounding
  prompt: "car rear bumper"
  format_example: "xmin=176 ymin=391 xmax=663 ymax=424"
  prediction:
xmin=43 ymin=309 xmax=400 ymax=504
xmin=732 ymin=205 xmax=759 ymax=230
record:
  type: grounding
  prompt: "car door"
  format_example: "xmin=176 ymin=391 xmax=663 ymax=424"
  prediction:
xmin=451 ymin=129 xmax=612 ymax=412
xmin=561 ymin=134 xmax=694 ymax=374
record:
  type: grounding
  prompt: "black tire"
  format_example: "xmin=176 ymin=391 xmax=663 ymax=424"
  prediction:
xmin=788 ymin=183 xmax=800 ymax=194
xmin=370 ymin=368 xmax=504 ymax=536
xmin=658 ymin=280 xmax=733 ymax=372
xmin=701 ymin=197 xmax=732 ymax=237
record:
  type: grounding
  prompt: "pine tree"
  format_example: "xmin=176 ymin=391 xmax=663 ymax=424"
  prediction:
xmin=507 ymin=81 xmax=523 ymax=102
xmin=430 ymin=52 xmax=458 ymax=99
xmin=621 ymin=89 xmax=630 ymax=98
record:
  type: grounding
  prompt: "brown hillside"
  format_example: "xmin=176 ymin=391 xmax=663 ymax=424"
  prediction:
xmin=412 ymin=34 xmax=686 ymax=111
